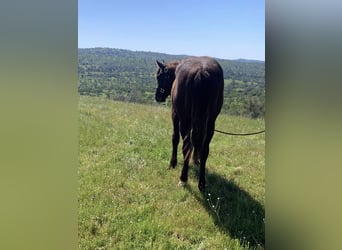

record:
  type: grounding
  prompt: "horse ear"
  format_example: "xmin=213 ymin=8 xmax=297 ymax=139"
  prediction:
xmin=156 ymin=60 xmax=165 ymax=69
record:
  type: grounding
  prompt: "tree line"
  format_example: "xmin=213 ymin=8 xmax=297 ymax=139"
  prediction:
xmin=78 ymin=48 xmax=265 ymax=118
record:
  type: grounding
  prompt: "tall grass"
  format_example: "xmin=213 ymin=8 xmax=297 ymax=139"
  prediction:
xmin=79 ymin=96 xmax=265 ymax=249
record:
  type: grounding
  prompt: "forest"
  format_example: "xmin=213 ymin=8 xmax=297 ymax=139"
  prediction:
xmin=78 ymin=48 xmax=265 ymax=118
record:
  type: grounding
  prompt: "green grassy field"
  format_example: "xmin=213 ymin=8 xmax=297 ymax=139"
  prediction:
xmin=79 ymin=96 xmax=265 ymax=249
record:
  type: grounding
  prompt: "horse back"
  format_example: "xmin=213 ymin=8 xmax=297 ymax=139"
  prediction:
xmin=171 ymin=57 xmax=224 ymax=120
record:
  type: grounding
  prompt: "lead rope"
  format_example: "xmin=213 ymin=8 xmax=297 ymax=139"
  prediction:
xmin=214 ymin=129 xmax=265 ymax=136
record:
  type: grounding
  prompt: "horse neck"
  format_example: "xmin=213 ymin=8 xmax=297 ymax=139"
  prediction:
xmin=166 ymin=61 xmax=180 ymax=76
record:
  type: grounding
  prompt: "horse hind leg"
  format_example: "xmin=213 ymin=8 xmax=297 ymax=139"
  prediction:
xmin=170 ymin=111 xmax=179 ymax=168
xmin=170 ymin=132 xmax=179 ymax=168
xmin=191 ymin=128 xmax=201 ymax=165
xmin=198 ymin=121 xmax=215 ymax=191
xmin=192 ymin=148 xmax=200 ymax=165
xmin=179 ymin=124 xmax=192 ymax=185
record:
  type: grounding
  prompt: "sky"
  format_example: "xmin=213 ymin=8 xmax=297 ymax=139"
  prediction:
xmin=78 ymin=0 xmax=264 ymax=61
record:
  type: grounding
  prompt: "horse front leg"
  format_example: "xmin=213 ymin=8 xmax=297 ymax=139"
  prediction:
xmin=170 ymin=110 xmax=179 ymax=168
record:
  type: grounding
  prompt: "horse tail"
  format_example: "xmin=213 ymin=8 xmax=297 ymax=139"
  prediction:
xmin=191 ymin=70 xmax=212 ymax=153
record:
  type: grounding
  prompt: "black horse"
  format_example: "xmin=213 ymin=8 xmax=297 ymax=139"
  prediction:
xmin=155 ymin=56 xmax=224 ymax=191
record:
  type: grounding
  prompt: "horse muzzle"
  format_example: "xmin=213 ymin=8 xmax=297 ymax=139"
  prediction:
xmin=155 ymin=95 xmax=166 ymax=103
xmin=155 ymin=88 xmax=167 ymax=102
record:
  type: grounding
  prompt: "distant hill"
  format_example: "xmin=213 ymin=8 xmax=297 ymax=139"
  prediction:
xmin=78 ymin=48 xmax=265 ymax=118
xmin=234 ymin=58 xmax=264 ymax=63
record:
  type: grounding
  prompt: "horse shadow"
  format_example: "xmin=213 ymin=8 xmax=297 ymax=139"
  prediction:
xmin=185 ymin=166 xmax=265 ymax=249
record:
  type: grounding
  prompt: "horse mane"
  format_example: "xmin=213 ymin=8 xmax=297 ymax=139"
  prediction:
xmin=165 ymin=60 xmax=180 ymax=71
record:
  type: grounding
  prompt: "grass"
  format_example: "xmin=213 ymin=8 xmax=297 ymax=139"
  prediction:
xmin=79 ymin=95 xmax=265 ymax=249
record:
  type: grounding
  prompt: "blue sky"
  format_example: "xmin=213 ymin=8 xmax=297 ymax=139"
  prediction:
xmin=79 ymin=0 xmax=264 ymax=61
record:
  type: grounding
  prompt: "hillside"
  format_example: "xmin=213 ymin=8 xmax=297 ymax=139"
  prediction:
xmin=78 ymin=48 xmax=265 ymax=118
xmin=79 ymin=96 xmax=265 ymax=249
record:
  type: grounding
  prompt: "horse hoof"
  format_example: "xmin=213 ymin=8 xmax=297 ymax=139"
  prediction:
xmin=178 ymin=180 xmax=187 ymax=187
xmin=169 ymin=160 xmax=177 ymax=168
xmin=198 ymin=182 xmax=206 ymax=192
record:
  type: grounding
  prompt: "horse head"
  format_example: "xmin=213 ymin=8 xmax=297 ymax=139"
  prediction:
xmin=155 ymin=60 xmax=177 ymax=102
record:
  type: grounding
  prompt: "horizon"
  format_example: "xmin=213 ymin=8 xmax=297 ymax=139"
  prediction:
xmin=79 ymin=1 xmax=265 ymax=61
xmin=78 ymin=47 xmax=265 ymax=62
